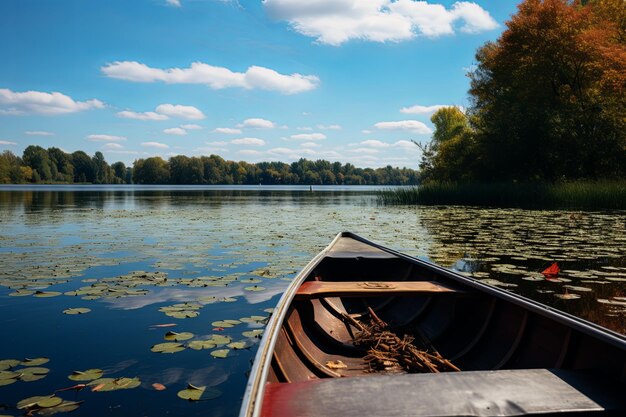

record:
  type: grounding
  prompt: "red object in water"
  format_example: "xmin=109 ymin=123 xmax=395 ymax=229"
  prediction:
xmin=541 ymin=262 xmax=560 ymax=276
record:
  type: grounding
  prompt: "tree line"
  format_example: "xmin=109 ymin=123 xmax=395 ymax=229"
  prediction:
xmin=0 ymin=146 xmax=419 ymax=185
xmin=419 ymin=0 xmax=625 ymax=183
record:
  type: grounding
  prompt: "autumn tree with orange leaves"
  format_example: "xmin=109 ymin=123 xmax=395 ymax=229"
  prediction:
xmin=454 ymin=0 xmax=626 ymax=181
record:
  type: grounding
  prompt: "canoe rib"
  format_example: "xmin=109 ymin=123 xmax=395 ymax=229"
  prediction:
xmin=294 ymin=280 xmax=461 ymax=299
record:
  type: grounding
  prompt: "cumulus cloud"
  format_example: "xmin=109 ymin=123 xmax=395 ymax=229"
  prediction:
xmin=374 ymin=120 xmax=432 ymax=134
xmin=238 ymin=149 xmax=263 ymax=156
xmin=155 ymin=104 xmax=205 ymax=120
xmin=117 ymin=110 xmax=169 ymax=121
xmin=180 ymin=124 xmax=202 ymax=130
xmin=362 ymin=129 xmax=372 ymax=134
xmin=87 ymin=134 xmax=127 ymax=142
xmin=25 ymin=131 xmax=55 ymax=136
xmin=353 ymin=139 xmax=420 ymax=151
xmin=238 ymin=118 xmax=276 ymax=129
xmin=213 ymin=127 xmax=242 ymax=134
xmin=231 ymin=137 xmax=266 ymax=146
xmin=349 ymin=147 xmax=380 ymax=154
xmin=101 ymin=61 xmax=319 ymax=94
xmin=290 ymin=133 xmax=326 ymax=140
xmin=205 ymin=141 xmax=229 ymax=146
xmin=164 ymin=127 xmax=188 ymax=136
xmin=141 ymin=142 xmax=169 ymax=149
xmin=300 ymin=142 xmax=321 ymax=148
xmin=358 ymin=139 xmax=391 ymax=148
xmin=166 ymin=0 xmax=181 ymax=6
xmin=0 ymin=88 xmax=104 ymax=115
xmin=400 ymin=104 xmax=448 ymax=114
xmin=263 ymin=0 xmax=498 ymax=46
xmin=0 ymin=140 xmax=17 ymax=145
xmin=101 ymin=143 xmax=124 ymax=150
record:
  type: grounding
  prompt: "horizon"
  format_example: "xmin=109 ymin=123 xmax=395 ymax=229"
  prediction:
xmin=1 ymin=0 xmax=519 ymax=169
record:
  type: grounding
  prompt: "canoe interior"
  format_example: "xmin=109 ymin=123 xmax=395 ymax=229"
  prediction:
xmin=258 ymin=234 xmax=626 ymax=416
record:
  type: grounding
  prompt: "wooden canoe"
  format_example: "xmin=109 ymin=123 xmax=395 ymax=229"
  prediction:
xmin=240 ymin=232 xmax=626 ymax=417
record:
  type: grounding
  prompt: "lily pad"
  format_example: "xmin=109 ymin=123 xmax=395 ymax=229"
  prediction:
xmin=63 ymin=308 xmax=91 ymax=315
xmin=211 ymin=320 xmax=241 ymax=328
xmin=88 ymin=377 xmax=141 ymax=391
xmin=210 ymin=349 xmax=230 ymax=359
xmin=244 ymin=286 xmax=266 ymax=292
xmin=0 ymin=359 xmax=20 ymax=370
xmin=151 ymin=342 xmax=185 ymax=354
xmin=68 ymin=369 xmax=103 ymax=381
xmin=164 ymin=331 xmax=194 ymax=342
xmin=242 ymin=329 xmax=264 ymax=338
xmin=19 ymin=367 xmax=50 ymax=382
xmin=555 ymin=293 xmax=581 ymax=300
xmin=17 ymin=395 xmax=62 ymax=410
xmin=36 ymin=400 xmax=83 ymax=416
xmin=227 ymin=340 xmax=252 ymax=350
xmin=21 ymin=357 xmax=50 ymax=367
xmin=187 ymin=340 xmax=217 ymax=350
xmin=33 ymin=291 xmax=62 ymax=298
xmin=177 ymin=383 xmax=221 ymax=401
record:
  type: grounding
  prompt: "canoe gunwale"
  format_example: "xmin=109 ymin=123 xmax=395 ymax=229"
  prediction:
xmin=239 ymin=232 xmax=343 ymax=417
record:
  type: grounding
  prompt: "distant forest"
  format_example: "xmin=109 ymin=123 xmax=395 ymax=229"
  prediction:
xmin=0 ymin=146 xmax=420 ymax=185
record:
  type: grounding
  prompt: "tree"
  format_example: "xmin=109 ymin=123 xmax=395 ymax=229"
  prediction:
xmin=468 ymin=0 xmax=626 ymax=180
xmin=133 ymin=157 xmax=170 ymax=184
xmin=23 ymin=145 xmax=56 ymax=182
xmin=111 ymin=161 xmax=127 ymax=183
xmin=72 ymin=151 xmax=95 ymax=183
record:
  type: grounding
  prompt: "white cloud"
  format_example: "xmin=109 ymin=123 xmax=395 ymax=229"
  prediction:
xmin=393 ymin=139 xmax=419 ymax=149
xmin=268 ymin=147 xmax=293 ymax=155
xmin=87 ymin=134 xmax=127 ymax=142
xmin=232 ymin=137 xmax=266 ymax=146
xmin=300 ymin=142 xmax=321 ymax=148
xmin=213 ymin=127 xmax=241 ymax=134
xmin=0 ymin=88 xmax=104 ymax=115
xmin=317 ymin=124 xmax=341 ymax=130
xmin=238 ymin=118 xmax=276 ymax=129
xmin=359 ymin=139 xmax=391 ymax=148
xmin=400 ymin=104 xmax=448 ymax=114
xmin=101 ymin=143 xmax=124 ymax=150
xmin=180 ymin=124 xmax=202 ymax=130
xmin=362 ymin=129 xmax=372 ymax=134
xmin=290 ymin=133 xmax=326 ymax=140
xmin=166 ymin=0 xmax=181 ymax=6
xmin=374 ymin=120 xmax=432 ymax=134
xmin=263 ymin=0 xmax=498 ymax=46
xmin=105 ymin=150 xmax=139 ymax=155
xmin=297 ymin=126 xmax=313 ymax=131
xmin=349 ymin=147 xmax=379 ymax=154
xmin=155 ymin=104 xmax=205 ymax=120
xmin=117 ymin=110 xmax=169 ymax=121
xmin=101 ymin=61 xmax=319 ymax=94
xmin=205 ymin=141 xmax=229 ymax=146
xmin=141 ymin=142 xmax=169 ymax=149
xmin=25 ymin=131 xmax=55 ymax=136
xmin=0 ymin=140 xmax=16 ymax=145
xmin=164 ymin=127 xmax=188 ymax=136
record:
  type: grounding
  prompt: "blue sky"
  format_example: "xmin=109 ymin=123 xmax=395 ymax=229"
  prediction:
xmin=0 ymin=0 xmax=519 ymax=168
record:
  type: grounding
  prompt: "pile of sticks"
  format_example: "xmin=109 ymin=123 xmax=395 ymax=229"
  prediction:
xmin=342 ymin=307 xmax=460 ymax=374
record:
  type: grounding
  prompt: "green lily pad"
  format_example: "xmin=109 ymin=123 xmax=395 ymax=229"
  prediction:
xmin=227 ymin=340 xmax=252 ymax=350
xmin=0 ymin=359 xmax=20 ymax=370
xmin=211 ymin=320 xmax=241 ymax=328
xmin=209 ymin=335 xmax=232 ymax=346
xmin=68 ymin=369 xmax=103 ymax=381
xmin=167 ymin=311 xmax=200 ymax=319
xmin=164 ymin=331 xmax=194 ymax=341
xmin=19 ymin=367 xmax=50 ymax=382
xmin=63 ymin=308 xmax=91 ymax=315
xmin=219 ymin=297 xmax=237 ymax=303
xmin=244 ymin=286 xmax=266 ymax=292
xmin=177 ymin=384 xmax=221 ymax=401
xmin=88 ymin=377 xmax=141 ymax=391
xmin=0 ymin=370 xmax=20 ymax=380
xmin=17 ymin=395 xmax=62 ymax=410
xmin=151 ymin=342 xmax=185 ymax=353
xmin=210 ymin=349 xmax=230 ymax=359
xmin=242 ymin=329 xmax=264 ymax=338
xmin=240 ymin=315 xmax=267 ymax=324
xmin=21 ymin=357 xmax=50 ymax=367
xmin=36 ymin=400 xmax=83 ymax=416
xmin=33 ymin=291 xmax=62 ymax=298
xmin=187 ymin=340 xmax=217 ymax=350
xmin=8 ymin=289 xmax=35 ymax=297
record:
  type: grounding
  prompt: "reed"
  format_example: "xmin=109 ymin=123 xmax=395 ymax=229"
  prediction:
xmin=378 ymin=181 xmax=626 ymax=209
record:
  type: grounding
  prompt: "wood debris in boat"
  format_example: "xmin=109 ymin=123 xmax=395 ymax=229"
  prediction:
xmin=342 ymin=307 xmax=460 ymax=374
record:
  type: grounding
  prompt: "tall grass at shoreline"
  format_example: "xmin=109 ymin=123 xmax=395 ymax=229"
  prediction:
xmin=378 ymin=181 xmax=626 ymax=209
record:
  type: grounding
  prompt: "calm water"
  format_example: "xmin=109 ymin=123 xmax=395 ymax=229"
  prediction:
xmin=1 ymin=186 xmax=625 ymax=416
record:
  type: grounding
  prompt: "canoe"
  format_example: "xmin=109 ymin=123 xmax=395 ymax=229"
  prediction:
xmin=240 ymin=232 xmax=626 ymax=417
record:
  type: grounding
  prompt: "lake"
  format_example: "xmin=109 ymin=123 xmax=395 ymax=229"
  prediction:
xmin=0 ymin=185 xmax=625 ymax=416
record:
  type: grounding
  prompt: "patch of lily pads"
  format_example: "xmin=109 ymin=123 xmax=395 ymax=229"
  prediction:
xmin=177 ymin=384 xmax=221 ymax=401
xmin=0 ymin=357 xmax=51 ymax=385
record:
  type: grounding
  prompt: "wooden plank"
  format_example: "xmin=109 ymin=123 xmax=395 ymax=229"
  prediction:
xmin=295 ymin=281 xmax=460 ymax=299
xmin=261 ymin=369 xmax=626 ymax=417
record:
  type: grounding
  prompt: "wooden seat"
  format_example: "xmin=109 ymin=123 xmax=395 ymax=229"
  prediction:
xmin=261 ymin=369 xmax=626 ymax=416
xmin=294 ymin=280 xmax=461 ymax=299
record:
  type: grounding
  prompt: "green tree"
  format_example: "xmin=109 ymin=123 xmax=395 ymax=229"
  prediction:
xmin=72 ymin=151 xmax=95 ymax=183
xmin=133 ymin=157 xmax=170 ymax=184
